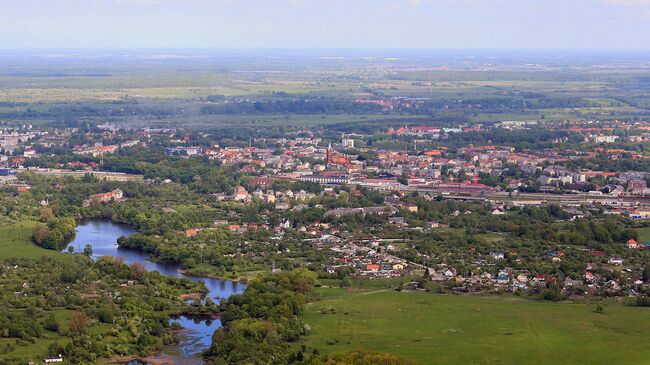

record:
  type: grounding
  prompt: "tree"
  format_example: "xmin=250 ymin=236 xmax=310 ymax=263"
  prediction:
xmin=67 ymin=246 xmax=74 ymax=254
xmin=129 ymin=262 xmax=146 ymax=280
xmin=83 ymin=244 xmax=93 ymax=257
xmin=113 ymin=256 xmax=125 ymax=273
xmin=39 ymin=208 xmax=54 ymax=222
xmin=47 ymin=341 xmax=63 ymax=357
xmin=340 ymin=276 xmax=352 ymax=288
xmin=69 ymin=311 xmax=88 ymax=335
xmin=44 ymin=313 xmax=59 ymax=332
xmin=32 ymin=224 xmax=51 ymax=245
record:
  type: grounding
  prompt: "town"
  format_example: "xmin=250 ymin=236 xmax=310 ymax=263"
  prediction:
xmin=4 ymin=117 xmax=650 ymax=301
xmin=2 ymin=43 xmax=650 ymax=363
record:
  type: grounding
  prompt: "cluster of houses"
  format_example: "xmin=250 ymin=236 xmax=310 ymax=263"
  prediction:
xmin=316 ymin=232 xmax=650 ymax=295
xmin=214 ymin=183 xmax=317 ymax=209
xmin=324 ymin=238 xmax=410 ymax=279
xmin=0 ymin=125 xmax=43 ymax=154
xmin=419 ymin=246 xmax=650 ymax=296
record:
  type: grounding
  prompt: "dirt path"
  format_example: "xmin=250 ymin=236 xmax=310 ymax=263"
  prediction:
xmin=360 ymin=289 xmax=392 ymax=295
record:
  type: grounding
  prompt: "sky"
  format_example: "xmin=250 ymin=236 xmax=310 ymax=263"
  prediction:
xmin=0 ymin=0 xmax=649 ymax=50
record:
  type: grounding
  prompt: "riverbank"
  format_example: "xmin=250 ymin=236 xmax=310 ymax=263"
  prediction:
xmin=178 ymin=267 xmax=255 ymax=283
xmin=102 ymin=353 xmax=179 ymax=365
xmin=65 ymin=220 xmax=246 ymax=361
xmin=85 ymin=217 xmax=255 ymax=283
xmin=100 ymin=324 xmax=211 ymax=364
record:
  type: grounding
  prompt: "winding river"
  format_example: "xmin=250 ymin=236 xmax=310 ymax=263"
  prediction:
xmin=62 ymin=220 xmax=247 ymax=364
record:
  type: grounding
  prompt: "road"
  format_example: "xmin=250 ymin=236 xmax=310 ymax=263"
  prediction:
xmin=399 ymin=185 xmax=650 ymax=205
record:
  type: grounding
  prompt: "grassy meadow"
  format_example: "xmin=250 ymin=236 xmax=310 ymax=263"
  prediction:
xmin=0 ymin=220 xmax=72 ymax=261
xmin=300 ymin=287 xmax=650 ymax=365
xmin=636 ymin=227 xmax=650 ymax=243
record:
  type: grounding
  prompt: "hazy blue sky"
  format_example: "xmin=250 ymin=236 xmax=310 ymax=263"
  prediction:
xmin=1 ymin=0 xmax=649 ymax=49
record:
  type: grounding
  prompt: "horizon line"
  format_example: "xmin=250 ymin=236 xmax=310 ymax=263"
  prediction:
xmin=1 ymin=47 xmax=650 ymax=53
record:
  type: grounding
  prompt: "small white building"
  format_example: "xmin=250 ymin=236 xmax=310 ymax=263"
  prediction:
xmin=44 ymin=355 xmax=63 ymax=363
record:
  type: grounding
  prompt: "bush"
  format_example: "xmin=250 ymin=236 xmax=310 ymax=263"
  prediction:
xmin=43 ymin=314 xmax=59 ymax=332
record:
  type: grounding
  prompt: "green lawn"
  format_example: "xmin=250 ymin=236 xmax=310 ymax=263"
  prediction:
xmin=475 ymin=232 xmax=508 ymax=244
xmin=637 ymin=227 xmax=650 ymax=243
xmin=300 ymin=288 xmax=650 ymax=365
xmin=0 ymin=220 xmax=71 ymax=261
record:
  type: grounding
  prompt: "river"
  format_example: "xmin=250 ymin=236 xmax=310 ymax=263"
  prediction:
xmin=62 ymin=220 xmax=247 ymax=364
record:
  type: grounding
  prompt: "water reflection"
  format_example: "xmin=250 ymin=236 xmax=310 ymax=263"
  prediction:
xmin=170 ymin=316 xmax=223 ymax=358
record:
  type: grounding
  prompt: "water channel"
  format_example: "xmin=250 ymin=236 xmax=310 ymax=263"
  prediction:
xmin=63 ymin=220 xmax=247 ymax=364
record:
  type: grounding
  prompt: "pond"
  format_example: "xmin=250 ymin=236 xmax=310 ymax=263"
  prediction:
xmin=63 ymin=220 xmax=246 ymax=363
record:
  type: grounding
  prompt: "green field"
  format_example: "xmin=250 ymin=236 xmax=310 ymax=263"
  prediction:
xmin=0 ymin=220 xmax=71 ymax=261
xmin=637 ymin=227 xmax=650 ymax=243
xmin=300 ymin=288 xmax=650 ymax=365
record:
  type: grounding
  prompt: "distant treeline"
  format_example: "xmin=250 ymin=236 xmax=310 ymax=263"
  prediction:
xmin=407 ymin=96 xmax=596 ymax=115
xmin=0 ymin=101 xmax=27 ymax=107
xmin=0 ymin=105 xmax=176 ymax=120
xmin=443 ymin=128 xmax=582 ymax=150
xmin=200 ymin=98 xmax=383 ymax=115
